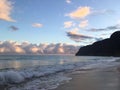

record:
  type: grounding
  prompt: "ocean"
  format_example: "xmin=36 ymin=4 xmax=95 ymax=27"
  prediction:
xmin=0 ymin=55 xmax=120 ymax=90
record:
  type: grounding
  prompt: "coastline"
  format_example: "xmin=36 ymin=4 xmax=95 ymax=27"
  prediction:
xmin=0 ymin=56 xmax=120 ymax=90
xmin=54 ymin=66 xmax=120 ymax=90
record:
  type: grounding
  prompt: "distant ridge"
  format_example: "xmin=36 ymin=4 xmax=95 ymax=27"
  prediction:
xmin=76 ymin=31 xmax=120 ymax=56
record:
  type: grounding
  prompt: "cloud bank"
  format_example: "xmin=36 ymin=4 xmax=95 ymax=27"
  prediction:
xmin=0 ymin=41 xmax=79 ymax=55
xmin=0 ymin=0 xmax=15 ymax=22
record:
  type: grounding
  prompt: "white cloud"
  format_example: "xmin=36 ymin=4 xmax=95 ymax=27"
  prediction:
xmin=32 ymin=23 xmax=43 ymax=28
xmin=0 ymin=41 xmax=79 ymax=55
xmin=64 ymin=21 xmax=74 ymax=28
xmin=68 ymin=28 xmax=79 ymax=34
xmin=0 ymin=0 xmax=15 ymax=22
xmin=66 ymin=7 xmax=113 ymax=20
xmin=66 ymin=0 xmax=71 ymax=4
xmin=79 ymin=20 xmax=88 ymax=28
xmin=66 ymin=6 xmax=91 ymax=19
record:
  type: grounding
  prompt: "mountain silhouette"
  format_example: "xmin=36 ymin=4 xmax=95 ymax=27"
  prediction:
xmin=76 ymin=31 xmax=120 ymax=56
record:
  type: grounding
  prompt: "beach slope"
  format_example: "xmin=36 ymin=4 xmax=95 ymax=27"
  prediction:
xmin=54 ymin=67 xmax=120 ymax=90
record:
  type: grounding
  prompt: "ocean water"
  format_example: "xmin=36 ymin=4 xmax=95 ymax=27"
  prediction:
xmin=0 ymin=55 xmax=120 ymax=90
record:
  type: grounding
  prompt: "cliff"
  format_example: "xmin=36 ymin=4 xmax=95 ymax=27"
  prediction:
xmin=76 ymin=31 xmax=120 ymax=56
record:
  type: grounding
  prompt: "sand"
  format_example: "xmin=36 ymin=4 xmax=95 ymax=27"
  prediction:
xmin=54 ymin=67 xmax=120 ymax=90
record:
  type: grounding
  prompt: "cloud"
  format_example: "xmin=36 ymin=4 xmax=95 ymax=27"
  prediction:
xmin=64 ymin=21 xmax=74 ymax=28
xmin=66 ymin=28 xmax=94 ymax=42
xmin=0 ymin=41 xmax=25 ymax=54
xmin=79 ymin=20 xmax=88 ymax=28
xmin=67 ymin=28 xmax=79 ymax=34
xmin=9 ymin=26 xmax=19 ymax=31
xmin=65 ymin=6 xmax=114 ymax=20
xmin=32 ymin=23 xmax=43 ymax=28
xmin=89 ymin=24 xmax=120 ymax=31
xmin=0 ymin=0 xmax=15 ymax=22
xmin=92 ymin=9 xmax=115 ymax=15
xmin=0 ymin=41 xmax=79 ymax=55
xmin=66 ymin=6 xmax=91 ymax=19
xmin=66 ymin=0 xmax=71 ymax=4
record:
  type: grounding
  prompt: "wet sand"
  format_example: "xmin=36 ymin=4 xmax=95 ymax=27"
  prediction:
xmin=54 ymin=67 xmax=120 ymax=90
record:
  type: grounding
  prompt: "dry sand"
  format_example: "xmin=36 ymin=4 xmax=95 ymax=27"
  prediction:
xmin=54 ymin=67 xmax=120 ymax=90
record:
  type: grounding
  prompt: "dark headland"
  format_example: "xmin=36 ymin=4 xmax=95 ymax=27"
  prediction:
xmin=76 ymin=31 xmax=120 ymax=56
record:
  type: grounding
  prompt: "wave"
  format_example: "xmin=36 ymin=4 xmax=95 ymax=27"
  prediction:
xmin=0 ymin=57 xmax=119 ymax=90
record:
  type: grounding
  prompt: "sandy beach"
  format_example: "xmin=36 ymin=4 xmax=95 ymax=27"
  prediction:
xmin=54 ymin=67 xmax=120 ymax=90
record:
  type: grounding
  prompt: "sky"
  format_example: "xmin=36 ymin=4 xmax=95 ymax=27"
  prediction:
xmin=0 ymin=0 xmax=120 ymax=47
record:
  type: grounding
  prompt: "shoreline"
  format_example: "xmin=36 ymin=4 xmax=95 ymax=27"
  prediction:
xmin=54 ymin=66 xmax=120 ymax=90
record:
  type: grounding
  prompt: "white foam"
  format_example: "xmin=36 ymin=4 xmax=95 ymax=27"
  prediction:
xmin=9 ymin=73 xmax=72 ymax=90
xmin=80 ymin=57 xmax=120 ymax=70
xmin=0 ymin=71 xmax=24 ymax=85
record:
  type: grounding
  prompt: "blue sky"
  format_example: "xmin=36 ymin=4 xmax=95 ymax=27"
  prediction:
xmin=0 ymin=0 xmax=120 ymax=46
